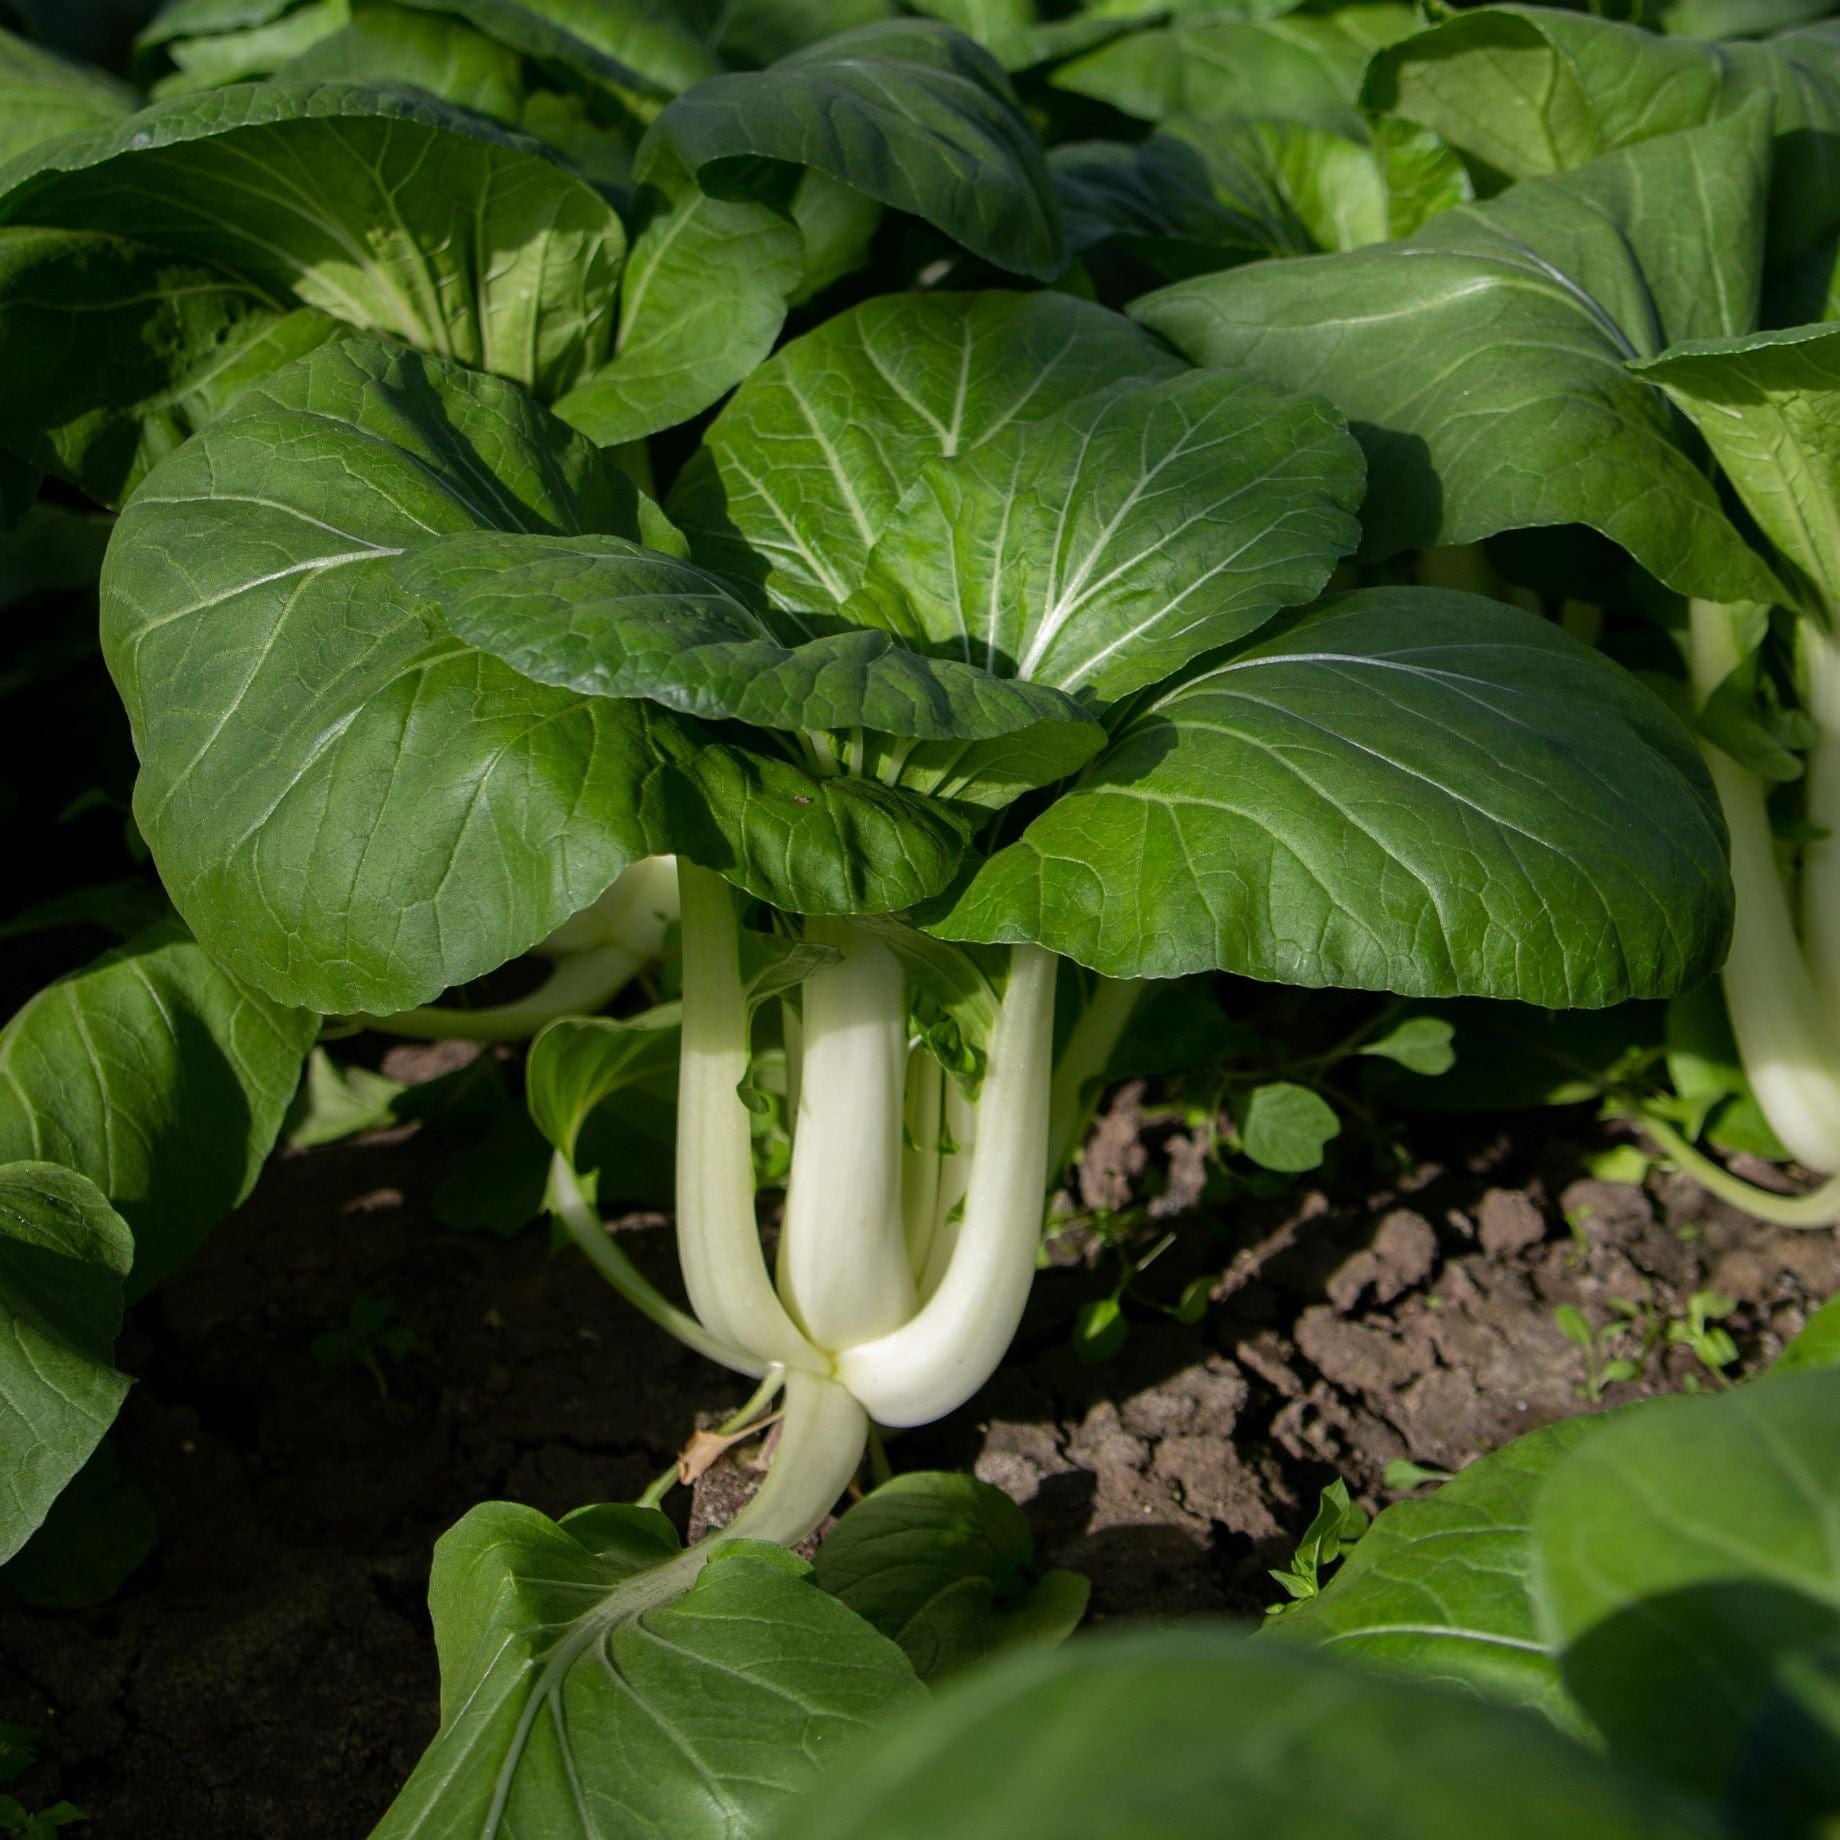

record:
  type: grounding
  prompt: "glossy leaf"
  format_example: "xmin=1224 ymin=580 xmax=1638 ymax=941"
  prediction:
xmin=0 ymin=922 xmax=315 ymax=1292
xmin=1052 ymin=6 xmax=1419 ymax=140
xmin=771 ymin=1628 xmax=1704 ymax=1840
xmin=641 ymin=21 xmax=1063 ymax=280
xmin=813 ymin=1472 xmax=1089 ymax=1680
xmin=927 ymin=589 xmax=1732 ymax=1007
xmin=0 ymin=1161 xmax=133 ymax=1565
xmin=1135 ymin=105 xmax=1782 ymax=601
xmin=1633 ymin=322 xmax=1840 ymax=611
xmin=371 ymin=1504 xmax=923 ymax=1840
xmin=851 ymin=367 xmax=1363 ymax=705
xmin=0 ymin=24 xmax=138 ymax=166
xmin=0 ymin=80 xmax=626 ymax=399
xmin=670 ymin=291 xmax=1179 ymax=618
xmin=1271 ymin=1414 xmax=1602 ymax=1725
xmin=527 ymin=1004 xmax=681 ymax=1162
xmin=1532 ymin=1369 xmax=1840 ymax=1799
xmin=0 ymin=226 xmax=342 ymax=507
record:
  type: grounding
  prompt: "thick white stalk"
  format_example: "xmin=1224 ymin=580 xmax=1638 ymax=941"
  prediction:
xmin=1800 ymin=628 xmax=1840 ymax=1029
xmin=1689 ymin=603 xmax=1840 ymax=1172
xmin=538 ymin=854 xmax=680 ymax=958
xmin=724 ymin=1369 xmax=869 ymax=1546
xmin=836 ymin=947 xmax=1058 ymax=1427
xmin=675 ymin=861 xmax=819 ymax=1371
xmin=901 ymin=1044 xmax=944 ymax=1278
xmin=777 ymin=921 xmax=917 ymax=1351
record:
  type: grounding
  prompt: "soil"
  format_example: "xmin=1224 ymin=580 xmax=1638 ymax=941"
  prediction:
xmin=4 ymin=1051 xmax=1837 ymax=1837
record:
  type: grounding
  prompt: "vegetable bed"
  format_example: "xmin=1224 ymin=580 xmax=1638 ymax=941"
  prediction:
xmin=4 ymin=0 xmax=1840 ymax=1834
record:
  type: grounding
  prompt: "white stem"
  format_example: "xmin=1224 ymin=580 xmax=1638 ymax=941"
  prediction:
xmin=675 ymin=861 xmax=820 ymax=1371
xmin=1689 ymin=603 xmax=1840 ymax=1173
xmin=1800 ymin=628 xmax=1840 ymax=1032
xmin=723 ymin=1368 xmax=868 ymax=1546
xmin=836 ymin=947 xmax=1058 ymax=1427
xmin=1046 ymin=974 xmax=1144 ymax=1179
xmin=777 ymin=920 xmax=917 ymax=1351
xmin=919 ymin=1077 xmax=977 ymax=1302
xmin=539 ymin=854 xmax=679 ymax=958
xmin=901 ymin=1044 xmax=944 ymax=1278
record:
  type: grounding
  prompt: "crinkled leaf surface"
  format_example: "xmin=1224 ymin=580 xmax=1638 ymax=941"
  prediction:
xmin=926 ymin=589 xmax=1732 ymax=1006
xmin=814 ymin=1473 xmax=1088 ymax=1681
xmin=0 ymin=1161 xmax=133 ymax=1565
xmin=106 ymin=339 xmax=969 ymax=1015
xmin=406 ymin=531 xmax=1105 ymax=752
xmin=0 ymin=226 xmax=342 ymax=507
xmin=851 ymin=367 xmax=1364 ymax=705
xmin=1633 ymin=322 xmax=1840 ymax=611
xmin=0 ymin=80 xmax=626 ymax=399
xmin=0 ymin=921 xmax=315 ymax=1293
xmin=1052 ymin=5 xmax=1419 ymax=139
xmin=641 ymin=21 xmax=1063 ymax=280
xmin=669 ymin=291 xmax=1179 ymax=617
xmin=1533 ymin=1369 xmax=1840 ymax=1801
xmin=1134 ymin=105 xmax=1782 ymax=601
xmin=102 ymin=338 xmax=661 ymax=1016
xmin=1270 ymin=1413 xmax=1603 ymax=1726
xmin=769 ymin=1629 xmax=1703 ymax=1840
xmin=0 ymin=25 xmax=139 ymax=166
xmin=370 ymin=1502 xmax=923 ymax=1840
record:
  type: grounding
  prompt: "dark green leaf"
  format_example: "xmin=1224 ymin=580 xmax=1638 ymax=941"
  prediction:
xmin=1773 ymin=1296 xmax=1840 ymax=1373
xmin=2 ymin=1438 xmax=155 ymax=1609
xmin=0 ymin=226 xmax=342 ymax=508
xmin=0 ymin=1162 xmax=133 ymax=1565
xmin=0 ymin=922 xmax=314 ymax=1292
xmin=770 ymin=1627 xmax=1705 ymax=1840
xmin=1271 ymin=1414 xmax=1603 ymax=1725
xmin=814 ymin=1472 xmax=1088 ymax=1680
xmin=372 ymin=1503 xmax=923 ymax=1838
xmin=1134 ymin=105 xmax=1783 ymax=602
xmin=0 ymin=24 xmax=139 ymax=166
xmin=1533 ymin=1370 xmax=1840 ymax=1799
xmin=850 ymin=368 xmax=1364 ymax=707
xmin=670 ymin=290 xmax=1177 ymax=618
xmin=641 ymin=20 xmax=1063 ymax=280
xmin=0 ymin=79 xmax=626 ymax=399
xmin=928 ymin=590 xmax=1732 ymax=1006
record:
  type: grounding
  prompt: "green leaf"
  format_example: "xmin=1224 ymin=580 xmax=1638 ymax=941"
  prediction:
xmin=670 ymin=290 xmax=1177 ymax=619
xmin=927 ymin=589 xmax=1732 ymax=1006
xmin=552 ymin=146 xmax=805 ymax=447
xmin=1133 ymin=105 xmax=1783 ymax=603
xmin=1270 ymin=1414 xmax=1602 ymax=1725
xmin=0 ymin=922 xmax=314 ymax=1293
xmin=1359 ymin=1016 xmax=1456 ymax=1076
xmin=527 ymin=1002 xmax=681 ymax=1163
xmin=152 ymin=0 xmax=347 ymax=92
xmin=0 ymin=1162 xmax=133 ymax=1565
xmin=0 ymin=79 xmax=626 ymax=399
xmin=285 ymin=1047 xmax=408 ymax=1149
xmin=1532 ymin=1370 xmax=1840 ymax=1799
xmin=0 ymin=25 xmax=138 ymax=166
xmin=1633 ymin=323 xmax=1840 ymax=613
xmin=769 ymin=1627 xmax=1706 ymax=1840
xmin=279 ymin=5 xmax=528 ymax=123
xmin=101 ymin=338 xmax=663 ymax=1016
xmin=371 ymin=1503 xmax=923 ymax=1839
xmin=1072 ymin=1294 xmax=1128 ymax=1362
xmin=402 ymin=531 xmax=1104 ymax=746
xmin=711 ymin=0 xmax=897 ymax=65
xmin=0 ymin=226 xmax=343 ymax=508
xmin=1052 ymin=6 xmax=1419 ymax=139
xmin=388 ymin=0 xmax=718 ymax=96
xmin=641 ymin=20 xmax=1063 ymax=281
xmin=1237 ymin=1082 xmax=1339 ymax=1173
xmin=1 ymin=1438 xmax=155 ymax=1609
xmin=814 ymin=1472 xmax=1087 ymax=1680
xmin=1773 ymin=1296 xmax=1840 ymax=1374
xmin=850 ymin=368 xmax=1364 ymax=707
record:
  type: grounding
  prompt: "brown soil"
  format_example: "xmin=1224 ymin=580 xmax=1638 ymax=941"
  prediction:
xmin=3 ymin=1064 xmax=1835 ymax=1837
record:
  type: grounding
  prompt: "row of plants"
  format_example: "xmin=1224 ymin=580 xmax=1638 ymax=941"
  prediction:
xmin=2 ymin=0 xmax=1839 ymax=1830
